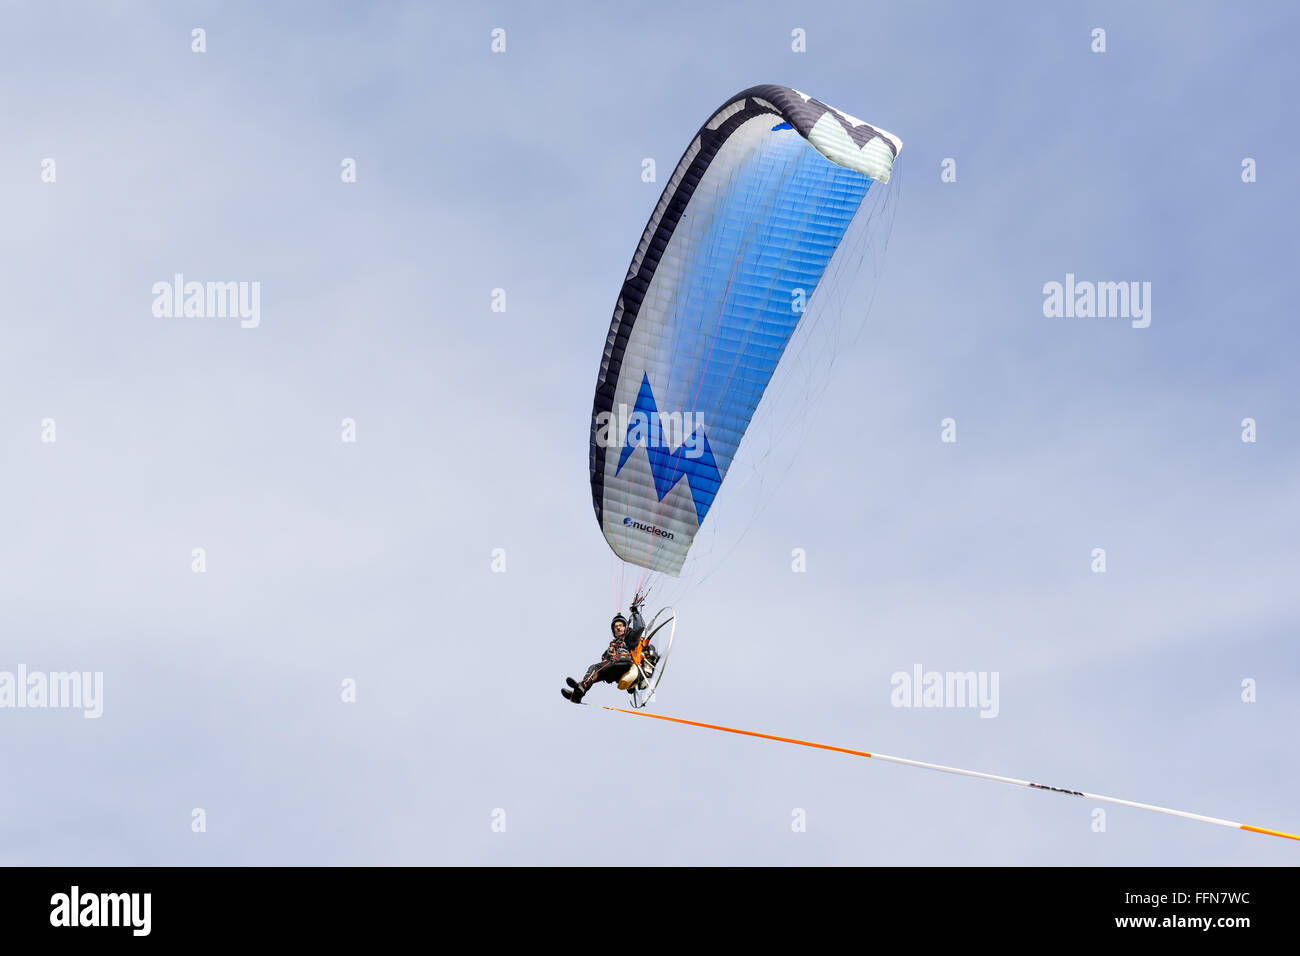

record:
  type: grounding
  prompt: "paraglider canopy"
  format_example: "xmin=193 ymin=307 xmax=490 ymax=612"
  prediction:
xmin=589 ymin=85 xmax=901 ymax=575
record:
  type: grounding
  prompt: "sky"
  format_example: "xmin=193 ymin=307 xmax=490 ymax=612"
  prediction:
xmin=1 ymin=0 xmax=1297 ymax=865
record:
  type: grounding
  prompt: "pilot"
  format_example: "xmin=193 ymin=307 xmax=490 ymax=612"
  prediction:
xmin=562 ymin=599 xmax=656 ymax=703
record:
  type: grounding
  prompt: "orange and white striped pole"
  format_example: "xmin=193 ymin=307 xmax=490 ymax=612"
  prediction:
xmin=600 ymin=705 xmax=1299 ymax=842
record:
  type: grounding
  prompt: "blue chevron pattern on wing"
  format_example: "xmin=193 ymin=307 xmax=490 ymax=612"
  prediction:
xmin=616 ymin=374 xmax=721 ymax=525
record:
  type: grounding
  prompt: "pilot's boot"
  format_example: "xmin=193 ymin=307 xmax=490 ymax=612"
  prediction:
xmin=561 ymin=678 xmax=586 ymax=704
